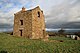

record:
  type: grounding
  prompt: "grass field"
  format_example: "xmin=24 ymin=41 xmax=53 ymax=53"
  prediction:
xmin=0 ymin=33 xmax=80 ymax=53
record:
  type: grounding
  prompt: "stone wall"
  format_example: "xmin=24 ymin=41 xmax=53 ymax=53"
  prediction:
xmin=13 ymin=10 xmax=32 ymax=38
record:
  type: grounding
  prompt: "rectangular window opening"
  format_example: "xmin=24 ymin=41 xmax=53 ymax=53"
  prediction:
xmin=20 ymin=20 xmax=23 ymax=25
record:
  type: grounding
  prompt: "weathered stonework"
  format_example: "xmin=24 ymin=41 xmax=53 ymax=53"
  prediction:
xmin=13 ymin=6 xmax=47 ymax=39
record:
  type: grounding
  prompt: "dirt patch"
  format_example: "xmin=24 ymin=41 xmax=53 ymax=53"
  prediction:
xmin=43 ymin=39 xmax=64 ymax=43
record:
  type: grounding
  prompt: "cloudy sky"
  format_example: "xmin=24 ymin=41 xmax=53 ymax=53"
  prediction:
xmin=0 ymin=0 xmax=80 ymax=32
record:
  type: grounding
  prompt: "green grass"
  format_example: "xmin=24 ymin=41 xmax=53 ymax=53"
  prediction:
xmin=0 ymin=33 xmax=80 ymax=53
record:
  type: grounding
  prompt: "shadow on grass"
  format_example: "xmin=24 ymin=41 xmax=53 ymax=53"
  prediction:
xmin=0 ymin=50 xmax=7 ymax=53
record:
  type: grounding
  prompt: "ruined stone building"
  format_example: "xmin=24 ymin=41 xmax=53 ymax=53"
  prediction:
xmin=13 ymin=6 xmax=47 ymax=39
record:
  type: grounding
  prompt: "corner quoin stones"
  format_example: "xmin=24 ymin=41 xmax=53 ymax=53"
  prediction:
xmin=13 ymin=6 xmax=47 ymax=39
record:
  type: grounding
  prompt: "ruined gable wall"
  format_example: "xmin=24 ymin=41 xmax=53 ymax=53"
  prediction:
xmin=31 ymin=7 xmax=45 ymax=39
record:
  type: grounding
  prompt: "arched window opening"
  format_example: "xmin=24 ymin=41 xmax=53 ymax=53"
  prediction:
xmin=37 ymin=11 xmax=40 ymax=17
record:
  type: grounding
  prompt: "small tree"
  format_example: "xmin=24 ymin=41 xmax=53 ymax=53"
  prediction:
xmin=58 ymin=28 xmax=65 ymax=36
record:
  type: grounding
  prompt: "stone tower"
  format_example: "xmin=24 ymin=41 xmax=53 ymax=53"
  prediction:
xmin=13 ymin=6 xmax=46 ymax=39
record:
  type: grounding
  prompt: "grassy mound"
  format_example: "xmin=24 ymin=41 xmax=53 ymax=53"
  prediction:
xmin=0 ymin=33 xmax=80 ymax=53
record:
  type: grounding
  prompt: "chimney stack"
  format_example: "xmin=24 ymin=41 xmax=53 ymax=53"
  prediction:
xmin=22 ymin=7 xmax=26 ymax=12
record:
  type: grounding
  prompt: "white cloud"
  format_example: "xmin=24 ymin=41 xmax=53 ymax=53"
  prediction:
xmin=44 ymin=0 xmax=80 ymax=24
xmin=0 ymin=7 xmax=20 ymax=24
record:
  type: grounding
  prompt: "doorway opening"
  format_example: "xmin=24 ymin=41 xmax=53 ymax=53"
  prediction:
xmin=20 ymin=30 xmax=22 ymax=36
